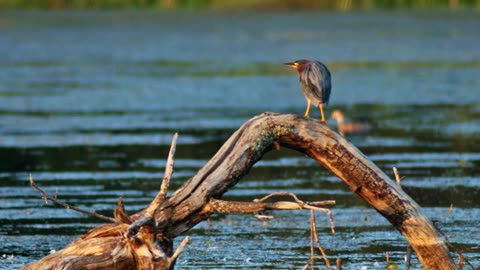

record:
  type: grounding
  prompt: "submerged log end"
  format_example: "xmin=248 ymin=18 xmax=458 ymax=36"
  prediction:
xmin=401 ymin=216 xmax=457 ymax=270
xmin=21 ymin=223 xmax=174 ymax=270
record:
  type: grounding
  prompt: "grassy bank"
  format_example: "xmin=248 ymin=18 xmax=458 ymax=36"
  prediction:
xmin=1 ymin=0 xmax=480 ymax=10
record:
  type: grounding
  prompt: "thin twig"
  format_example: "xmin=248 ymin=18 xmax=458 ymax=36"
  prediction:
xmin=254 ymin=214 xmax=274 ymax=221
xmin=256 ymin=191 xmax=336 ymax=233
xmin=311 ymin=209 xmax=332 ymax=270
xmin=406 ymin=246 xmax=412 ymax=270
xmin=393 ymin=167 xmax=401 ymax=186
xmin=257 ymin=192 xmax=303 ymax=204
xmin=170 ymin=236 xmax=189 ymax=262
xmin=29 ymin=174 xmax=116 ymax=223
xmin=393 ymin=167 xmax=406 ymax=186
xmin=143 ymin=132 xmax=178 ymax=219
xmin=159 ymin=132 xmax=178 ymax=199
xmin=309 ymin=213 xmax=315 ymax=270
xmin=309 ymin=200 xmax=337 ymax=207
xmin=135 ymin=133 xmax=178 ymax=224
xmin=114 ymin=197 xmax=132 ymax=224
xmin=257 ymin=192 xmax=335 ymax=209
xmin=128 ymin=133 xmax=178 ymax=236
xmin=304 ymin=204 xmax=335 ymax=234
xmin=257 ymin=192 xmax=336 ymax=269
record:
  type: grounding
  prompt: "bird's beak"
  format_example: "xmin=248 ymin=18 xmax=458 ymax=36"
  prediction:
xmin=284 ymin=62 xmax=297 ymax=68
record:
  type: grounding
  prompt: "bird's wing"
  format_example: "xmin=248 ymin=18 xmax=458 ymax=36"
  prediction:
xmin=303 ymin=62 xmax=332 ymax=105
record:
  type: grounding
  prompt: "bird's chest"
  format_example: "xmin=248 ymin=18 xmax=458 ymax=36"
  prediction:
xmin=300 ymin=81 xmax=322 ymax=105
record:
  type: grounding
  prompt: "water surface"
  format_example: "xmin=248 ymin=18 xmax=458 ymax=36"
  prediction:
xmin=1 ymin=10 xmax=479 ymax=269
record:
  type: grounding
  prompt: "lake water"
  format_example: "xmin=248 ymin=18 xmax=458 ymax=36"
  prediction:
xmin=0 ymin=10 xmax=479 ymax=269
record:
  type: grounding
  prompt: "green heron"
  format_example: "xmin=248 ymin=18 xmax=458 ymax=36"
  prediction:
xmin=285 ymin=59 xmax=332 ymax=123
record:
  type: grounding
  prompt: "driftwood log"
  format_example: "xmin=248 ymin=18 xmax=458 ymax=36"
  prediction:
xmin=23 ymin=113 xmax=457 ymax=270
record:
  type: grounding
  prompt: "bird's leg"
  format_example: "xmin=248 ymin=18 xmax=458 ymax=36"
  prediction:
xmin=319 ymin=103 xmax=326 ymax=123
xmin=304 ymin=99 xmax=312 ymax=118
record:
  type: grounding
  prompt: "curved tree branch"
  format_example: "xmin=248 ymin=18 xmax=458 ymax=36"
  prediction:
xmin=23 ymin=113 xmax=457 ymax=270
xmin=153 ymin=112 xmax=456 ymax=269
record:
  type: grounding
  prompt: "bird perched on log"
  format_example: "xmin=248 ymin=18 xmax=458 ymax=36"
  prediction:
xmin=285 ymin=59 xmax=332 ymax=123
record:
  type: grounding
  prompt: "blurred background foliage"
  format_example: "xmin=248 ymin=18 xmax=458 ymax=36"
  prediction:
xmin=1 ymin=0 xmax=479 ymax=10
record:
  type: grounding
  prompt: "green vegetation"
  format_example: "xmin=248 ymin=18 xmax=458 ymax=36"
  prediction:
xmin=1 ymin=0 xmax=480 ymax=10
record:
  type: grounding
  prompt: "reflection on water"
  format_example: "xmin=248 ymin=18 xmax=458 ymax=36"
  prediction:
xmin=1 ymin=10 xmax=480 ymax=269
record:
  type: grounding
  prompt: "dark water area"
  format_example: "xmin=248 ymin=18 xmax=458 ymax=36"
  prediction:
xmin=1 ymin=10 xmax=480 ymax=269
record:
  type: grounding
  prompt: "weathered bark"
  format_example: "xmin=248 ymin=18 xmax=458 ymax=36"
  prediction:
xmin=23 ymin=113 xmax=457 ymax=270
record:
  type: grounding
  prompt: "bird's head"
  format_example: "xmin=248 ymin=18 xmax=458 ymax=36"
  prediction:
xmin=330 ymin=110 xmax=345 ymax=123
xmin=284 ymin=59 xmax=310 ymax=73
